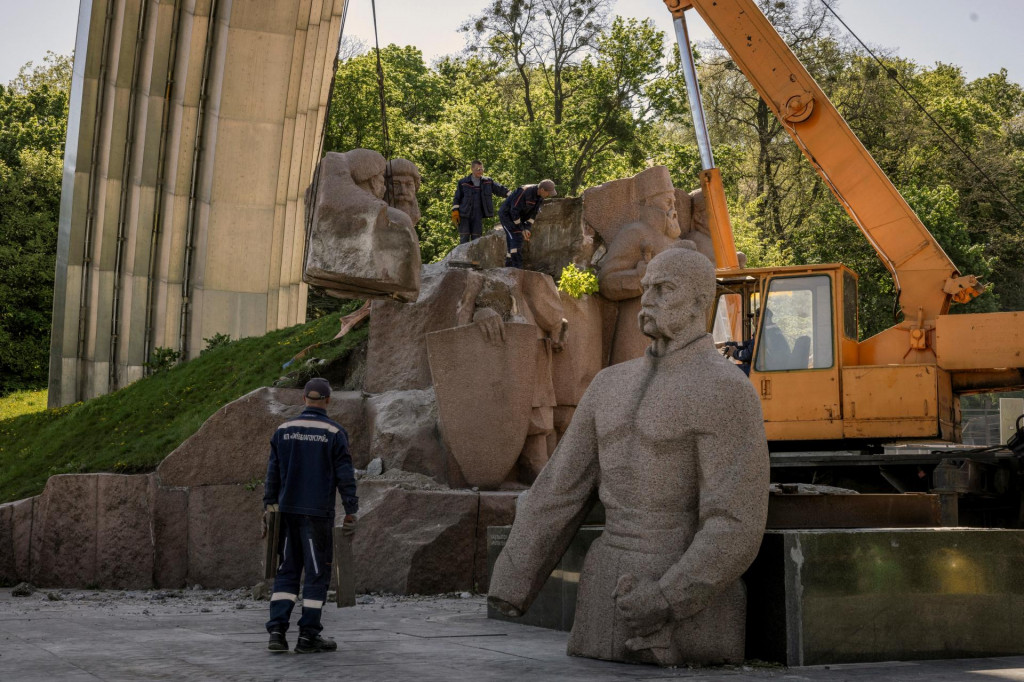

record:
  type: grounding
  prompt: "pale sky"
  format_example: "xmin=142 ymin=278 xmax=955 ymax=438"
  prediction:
xmin=2 ymin=0 xmax=1022 ymax=86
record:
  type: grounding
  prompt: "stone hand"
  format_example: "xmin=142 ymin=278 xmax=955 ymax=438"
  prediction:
xmin=473 ymin=307 xmax=505 ymax=344
xmin=551 ymin=318 xmax=568 ymax=353
xmin=636 ymin=245 xmax=654 ymax=280
xmin=487 ymin=595 xmax=523 ymax=617
xmin=614 ymin=573 xmax=671 ymax=637
xmin=342 ymin=514 xmax=357 ymax=537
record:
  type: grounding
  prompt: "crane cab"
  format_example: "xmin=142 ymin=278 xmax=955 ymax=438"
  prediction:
xmin=709 ymin=263 xmax=956 ymax=444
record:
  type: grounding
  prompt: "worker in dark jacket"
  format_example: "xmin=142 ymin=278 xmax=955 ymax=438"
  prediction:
xmin=498 ymin=179 xmax=557 ymax=268
xmin=263 ymin=377 xmax=358 ymax=654
xmin=452 ymin=160 xmax=510 ymax=243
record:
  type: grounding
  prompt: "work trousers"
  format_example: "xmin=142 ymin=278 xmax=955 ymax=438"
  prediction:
xmin=459 ymin=213 xmax=484 ymax=244
xmin=500 ymin=214 xmax=524 ymax=268
xmin=266 ymin=513 xmax=333 ymax=636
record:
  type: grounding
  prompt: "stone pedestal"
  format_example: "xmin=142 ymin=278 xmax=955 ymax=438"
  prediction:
xmin=488 ymin=526 xmax=1024 ymax=665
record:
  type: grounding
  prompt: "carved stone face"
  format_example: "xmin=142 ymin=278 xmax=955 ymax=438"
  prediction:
xmin=390 ymin=174 xmax=421 ymax=225
xmin=638 ymin=248 xmax=714 ymax=344
xmin=639 ymin=190 xmax=680 ymax=239
xmin=354 ymin=172 xmax=386 ymax=200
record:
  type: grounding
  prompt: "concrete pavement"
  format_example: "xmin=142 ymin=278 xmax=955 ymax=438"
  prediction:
xmin=1 ymin=588 xmax=1022 ymax=681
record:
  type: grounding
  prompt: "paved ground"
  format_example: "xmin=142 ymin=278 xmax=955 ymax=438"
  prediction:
xmin=1 ymin=588 xmax=1023 ymax=681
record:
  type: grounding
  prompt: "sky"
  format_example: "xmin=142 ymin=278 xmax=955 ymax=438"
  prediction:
xmin=1 ymin=0 xmax=1022 ymax=86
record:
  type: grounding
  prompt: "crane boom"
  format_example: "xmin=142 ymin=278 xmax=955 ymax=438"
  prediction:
xmin=665 ymin=0 xmax=982 ymax=324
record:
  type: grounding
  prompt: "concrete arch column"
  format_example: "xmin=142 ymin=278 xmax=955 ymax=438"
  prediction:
xmin=49 ymin=0 xmax=348 ymax=407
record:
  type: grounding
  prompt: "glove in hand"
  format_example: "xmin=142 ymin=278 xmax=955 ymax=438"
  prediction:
xmin=450 ymin=208 xmax=460 ymax=227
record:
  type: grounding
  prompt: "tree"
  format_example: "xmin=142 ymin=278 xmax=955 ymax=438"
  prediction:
xmin=0 ymin=52 xmax=71 ymax=395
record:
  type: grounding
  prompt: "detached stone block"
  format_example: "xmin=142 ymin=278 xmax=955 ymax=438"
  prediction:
xmin=304 ymin=150 xmax=421 ymax=302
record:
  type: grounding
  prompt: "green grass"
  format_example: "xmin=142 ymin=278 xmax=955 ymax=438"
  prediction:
xmin=0 ymin=307 xmax=366 ymax=504
xmin=0 ymin=389 xmax=48 ymax=421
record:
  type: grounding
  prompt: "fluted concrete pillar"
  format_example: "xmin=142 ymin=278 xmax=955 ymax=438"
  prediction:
xmin=49 ymin=0 xmax=347 ymax=407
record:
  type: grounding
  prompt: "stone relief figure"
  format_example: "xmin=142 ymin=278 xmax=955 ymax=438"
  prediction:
xmin=304 ymin=149 xmax=421 ymax=302
xmin=388 ymin=157 xmax=422 ymax=225
xmin=584 ymin=166 xmax=683 ymax=365
xmin=464 ymin=269 xmax=568 ymax=483
xmin=674 ymin=188 xmax=716 ymax=265
xmin=488 ymin=244 xmax=769 ymax=666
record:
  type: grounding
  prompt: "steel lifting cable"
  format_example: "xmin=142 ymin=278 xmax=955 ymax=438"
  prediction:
xmin=819 ymin=0 xmax=1024 ymax=224
xmin=371 ymin=0 xmax=395 ymax=206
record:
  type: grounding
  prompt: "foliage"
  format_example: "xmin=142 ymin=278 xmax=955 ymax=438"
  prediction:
xmin=0 ymin=313 xmax=367 ymax=503
xmin=557 ymin=263 xmax=599 ymax=298
xmin=0 ymin=52 xmax=71 ymax=395
xmin=201 ymin=332 xmax=233 ymax=355
xmin=145 ymin=347 xmax=182 ymax=374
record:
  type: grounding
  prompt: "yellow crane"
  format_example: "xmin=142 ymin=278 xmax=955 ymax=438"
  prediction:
xmin=666 ymin=0 xmax=1024 ymax=445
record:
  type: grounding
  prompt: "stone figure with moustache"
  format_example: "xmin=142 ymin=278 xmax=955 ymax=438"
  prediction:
xmin=488 ymin=243 xmax=769 ymax=666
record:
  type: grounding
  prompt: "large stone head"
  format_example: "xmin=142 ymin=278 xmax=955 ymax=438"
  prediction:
xmin=635 ymin=166 xmax=680 ymax=240
xmin=387 ymin=157 xmax=422 ymax=225
xmin=345 ymin=148 xmax=388 ymax=199
xmin=638 ymin=242 xmax=715 ymax=348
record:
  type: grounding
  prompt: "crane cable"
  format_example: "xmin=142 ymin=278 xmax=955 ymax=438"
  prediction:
xmin=818 ymin=0 xmax=1024 ymax=224
xmin=371 ymin=0 xmax=395 ymax=206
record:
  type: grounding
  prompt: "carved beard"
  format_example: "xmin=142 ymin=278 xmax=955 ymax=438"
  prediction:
xmin=638 ymin=205 xmax=680 ymax=238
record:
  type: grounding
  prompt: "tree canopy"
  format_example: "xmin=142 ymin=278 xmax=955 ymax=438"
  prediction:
xmin=4 ymin=1 xmax=1024 ymax=394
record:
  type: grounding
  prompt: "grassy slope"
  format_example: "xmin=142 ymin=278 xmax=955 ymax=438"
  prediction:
xmin=0 ymin=308 xmax=366 ymax=503
xmin=0 ymin=389 xmax=48 ymax=421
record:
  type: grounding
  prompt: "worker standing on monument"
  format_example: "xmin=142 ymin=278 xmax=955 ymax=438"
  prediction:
xmin=498 ymin=179 xmax=557 ymax=268
xmin=263 ymin=377 xmax=358 ymax=654
xmin=451 ymin=160 xmax=509 ymax=244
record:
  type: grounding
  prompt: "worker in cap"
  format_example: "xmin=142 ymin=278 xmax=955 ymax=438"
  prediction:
xmin=498 ymin=179 xmax=557 ymax=268
xmin=263 ymin=377 xmax=358 ymax=653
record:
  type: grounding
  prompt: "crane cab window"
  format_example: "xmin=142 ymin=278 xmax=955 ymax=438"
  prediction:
xmin=755 ymin=275 xmax=834 ymax=372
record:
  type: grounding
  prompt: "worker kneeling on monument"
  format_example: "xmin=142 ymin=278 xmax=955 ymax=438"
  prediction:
xmin=488 ymin=243 xmax=769 ymax=666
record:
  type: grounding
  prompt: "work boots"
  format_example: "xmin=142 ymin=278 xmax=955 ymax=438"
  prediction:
xmin=267 ymin=631 xmax=288 ymax=652
xmin=294 ymin=633 xmax=338 ymax=654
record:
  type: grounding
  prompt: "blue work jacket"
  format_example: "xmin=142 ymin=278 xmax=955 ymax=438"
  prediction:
xmin=263 ymin=406 xmax=358 ymax=517
xmin=453 ymin=175 xmax=510 ymax=218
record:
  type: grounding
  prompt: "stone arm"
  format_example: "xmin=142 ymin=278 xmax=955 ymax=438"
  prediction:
xmin=597 ymin=227 xmax=654 ymax=302
xmin=521 ymin=275 xmax=568 ymax=350
xmin=488 ymin=390 xmax=601 ymax=614
xmin=656 ymin=386 xmax=769 ymax=621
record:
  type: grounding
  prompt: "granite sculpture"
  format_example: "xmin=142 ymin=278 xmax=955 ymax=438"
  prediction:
xmin=304 ymin=149 xmax=422 ymax=302
xmin=675 ymin=188 xmax=716 ymax=265
xmin=585 ymin=166 xmax=686 ymax=365
xmin=488 ymin=245 xmax=770 ymax=666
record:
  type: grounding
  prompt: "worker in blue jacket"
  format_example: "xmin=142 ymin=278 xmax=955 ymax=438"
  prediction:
xmin=263 ymin=377 xmax=358 ymax=654
xmin=451 ymin=160 xmax=510 ymax=244
xmin=498 ymin=179 xmax=557 ymax=268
